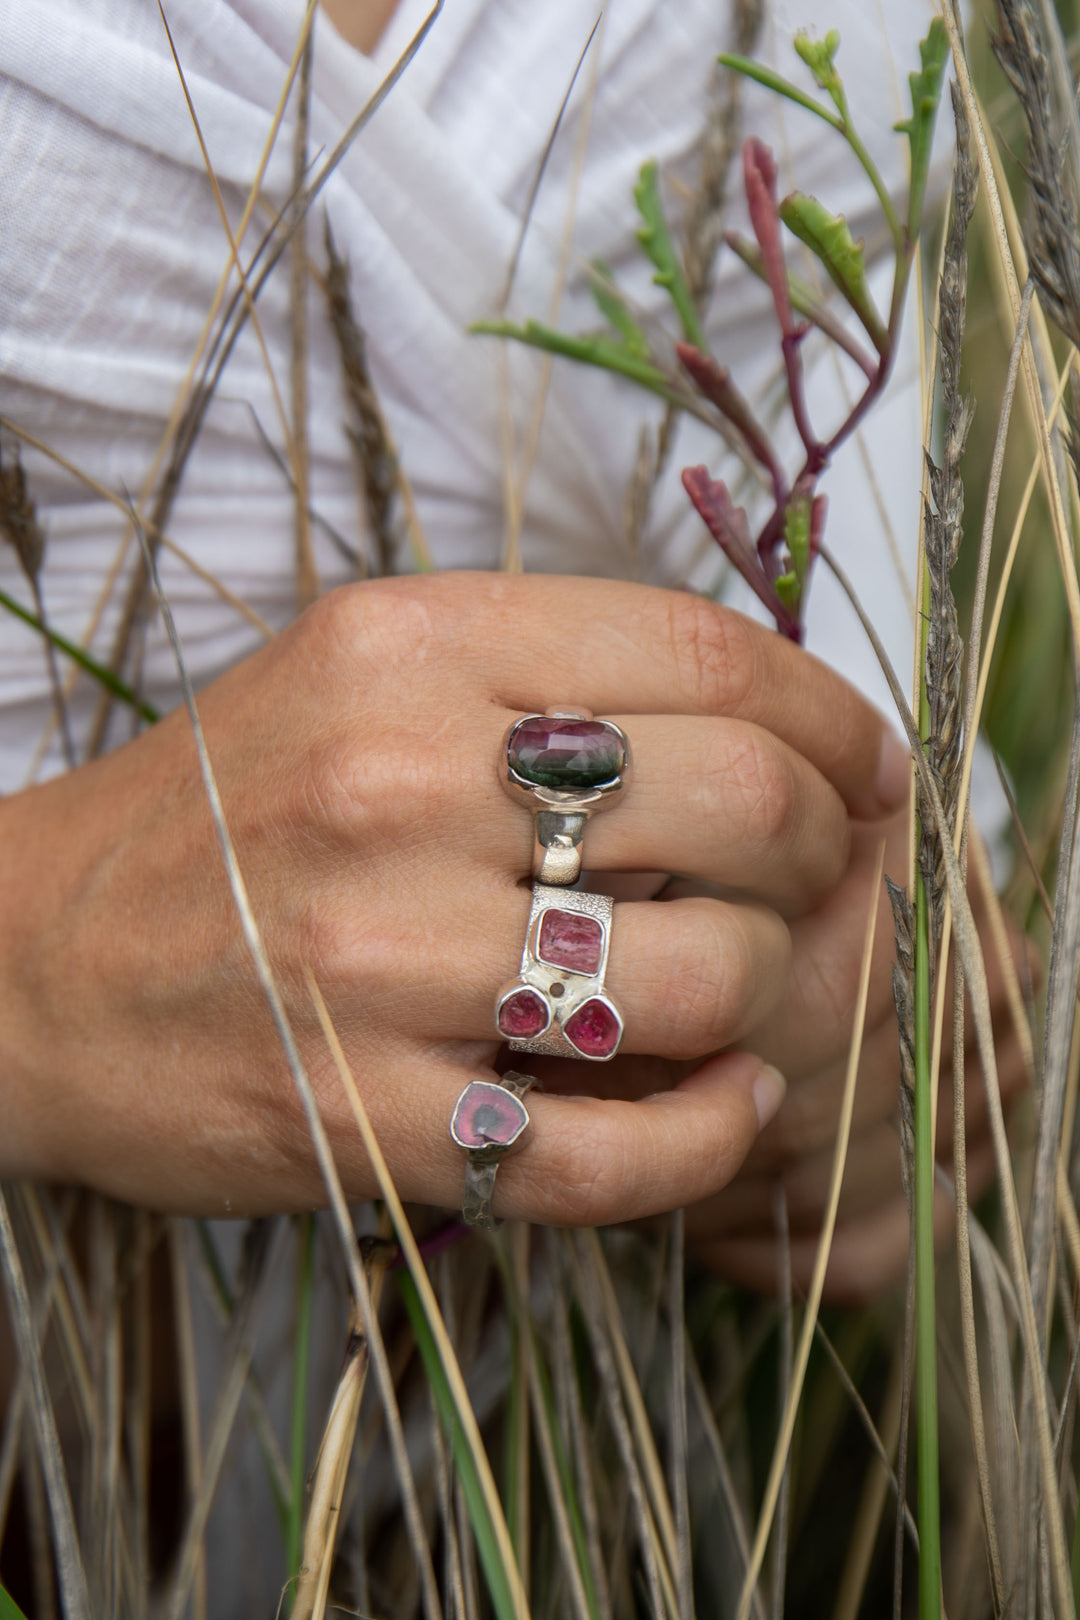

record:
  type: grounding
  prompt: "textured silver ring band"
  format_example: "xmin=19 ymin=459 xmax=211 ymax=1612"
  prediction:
xmin=501 ymin=708 xmax=631 ymax=888
xmin=495 ymin=883 xmax=624 ymax=1061
xmin=450 ymin=1071 xmax=540 ymax=1228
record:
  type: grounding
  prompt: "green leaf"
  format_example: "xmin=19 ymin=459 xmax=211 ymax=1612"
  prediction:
xmin=632 ymin=160 xmax=707 ymax=350
xmin=0 ymin=585 xmax=160 ymax=724
xmin=398 ymin=1273 xmax=520 ymax=1620
xmin=778 ymin=193 xmax=888 ymax=352
xmin=793 ymin=29 xmax=844 ymax=116
xmin=0 ymin=1586 xmax=29 ymax=1620
xmin=589 ymin=259 xmax=650 ymax=358
xmin=893 ymin=18 xmax=949 ymax=238
xmin=718 ymin=53 xmax=843 ymax=134
xmin=470 ymin=317 xmax=671 ymax=395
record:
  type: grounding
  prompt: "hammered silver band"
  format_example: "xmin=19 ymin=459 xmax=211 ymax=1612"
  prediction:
xmin=495 ymin=883 xmax=624 ymax=1061
xmin=450 ymin=1072 xmax=539 ymax=1228
xmin=502 ymin=707 xmax=631 ymax=888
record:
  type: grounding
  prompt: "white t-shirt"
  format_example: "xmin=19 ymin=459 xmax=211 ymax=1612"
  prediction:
xmin=0 ymin=0 xmax=938 ymax=792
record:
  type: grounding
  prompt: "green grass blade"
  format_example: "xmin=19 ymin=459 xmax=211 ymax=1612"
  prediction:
xmin=0 ymin=586 xmax=160 ymax=724
xmin=913 ymin=869 xmax=942 ymax=1620
xmin=529 ymin=1330 xmax=603 ymax=1620
xmin=398 ymin=1271 xmax=520 ymax=1620
xmin=0 ymin=1585 xmax=28 ymax=1620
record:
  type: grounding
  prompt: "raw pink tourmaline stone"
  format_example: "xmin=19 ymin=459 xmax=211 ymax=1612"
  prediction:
xmin=451 ymin=1081 xmax=529 ymax=1149
xmin=538 ymin=909 xmax=603 ymax=976
xmin=497 ymin=987 xmax=549 ymax=1039
xmin=563 ymin=998 xmax=622 ymax=1059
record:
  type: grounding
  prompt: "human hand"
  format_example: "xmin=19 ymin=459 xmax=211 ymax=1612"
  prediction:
xmin=679 ymin=811 xmax=1034 ymax=1304
xmin=0 ymin=572 xmax=909 ymax=1223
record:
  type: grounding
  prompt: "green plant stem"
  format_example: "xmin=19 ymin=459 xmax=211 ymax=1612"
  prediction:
xmin=0 ymin=585 xmax=159 ymax=724
xmin=914 ymin=569 xmax=941 ymax=1620
xmin=913 ymin=869 xmax=941 ymax=1620
xmin=0 ymin=1585 xmax=28 ymax=1620
xmin=286 ymin=1212 xmax=316 ymax=1584
xmin=397 ymin=1272 xmax=521 ymax=1620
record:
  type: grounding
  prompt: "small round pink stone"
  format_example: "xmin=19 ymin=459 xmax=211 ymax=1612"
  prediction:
xmin=563 ymin=998 xmax=622 ymax=1059
xmin=451 ymin=1081 xmax=529 ymax=1149
xmin=497 ymin=987 xmax=549 ymax=1039
xmin=538 ymin=909 xmax=603 ymax=976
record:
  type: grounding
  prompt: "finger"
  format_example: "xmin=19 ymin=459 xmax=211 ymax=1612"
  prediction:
xmin=736 ymin=818 xmax=902 ymax=1075
xmin=350 ymin=574 xmax=910 ymax=818
xmin=403 ymin=1050 xmax=787 ymax=1226
xmin=417 ymin=886 xmax=791 ymax=1061
xmin=554 ymin=716 xmax=853 ymax=913
xmin=691 ymin=1138 xmax=997 ymax=1306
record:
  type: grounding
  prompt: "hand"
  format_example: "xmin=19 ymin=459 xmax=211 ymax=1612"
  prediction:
xmin=681 ymin=811 xmax=1034 ymax=1304
xmin=0 ymin=572 xmax=908 ymax=1223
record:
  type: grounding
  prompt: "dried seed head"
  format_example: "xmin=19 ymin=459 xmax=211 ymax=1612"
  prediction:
xmin=0 ymin=433 xmax=46 ymax=583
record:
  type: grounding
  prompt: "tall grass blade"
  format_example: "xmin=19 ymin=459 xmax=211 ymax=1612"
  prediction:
xmin=0 ymin=1188 xmax=90 ymax=1620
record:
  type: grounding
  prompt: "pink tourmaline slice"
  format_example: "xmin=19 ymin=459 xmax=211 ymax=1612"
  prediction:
xmin=497 ymin=987 xmax=549 ymax=1039
xmin=538 ymin=909 xmax=603 ymax=976
xmin=563 ymin=998 xmax=622 ymax=1059
xmin=451 ymin=1081 xmax=529 ymax=1150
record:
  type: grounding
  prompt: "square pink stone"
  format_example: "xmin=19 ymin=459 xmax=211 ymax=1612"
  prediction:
xmin=537 ymin=909 xmax=603 ymax=976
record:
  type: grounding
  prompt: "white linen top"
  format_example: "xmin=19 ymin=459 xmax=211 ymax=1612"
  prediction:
xmin=0 ymin=0 xmax=938 ymax=791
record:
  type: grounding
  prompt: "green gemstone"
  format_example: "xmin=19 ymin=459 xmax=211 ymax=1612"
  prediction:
xmin=508 ymin=718 xmax=624 ymax=790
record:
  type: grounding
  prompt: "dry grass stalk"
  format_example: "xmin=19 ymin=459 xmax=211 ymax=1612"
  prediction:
xmin=291 ymin=1243 xmax=393 ymax=1620
xmin=0 ymin=432 xmax=76 ymax=766
xmin=735 ymin=842 xmax=885 ymax=1620
xmin=290 ymin=24 xmax=318 ymax=607
xmin=564 ymin=1231 xmax=675 ymax=1620
xmin=993 ymin=0 xmax=1080 ymax=352
xmin=921 ymin=81 xmax=977 ymax=944
xmin=0 ymin=1186 xmax=90 ymax=1619
xmin=822 ymin=534 xmax=1074 ymax=1619
xmin=323 ymin=219 xmax=404 ymax=578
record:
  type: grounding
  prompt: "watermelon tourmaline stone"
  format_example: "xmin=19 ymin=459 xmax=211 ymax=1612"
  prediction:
xmin=497 ymin=986 xmax=550 ymax=1040
xmin=563 ymin=997 xmax=622 ymax=1059
xmin=451 ymin=1080 xmax=530 ymax=1150
xmin=537 ymin=909 xmax=604 ymax=976
xmin=508 ymin=717 xmax=625 ymax=791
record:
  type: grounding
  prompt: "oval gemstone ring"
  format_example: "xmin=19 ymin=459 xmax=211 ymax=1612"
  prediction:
xmin=502 ymin=709 xmax=631 ymax=887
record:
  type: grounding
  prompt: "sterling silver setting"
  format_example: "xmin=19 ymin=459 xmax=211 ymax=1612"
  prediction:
xmin=450 ymin=1071 xmax=539 ymax=1228
xmin=495 ymin=884 xmax=624 ymax=1062
xmin=502 ymin=707 xmax=631 ymax=887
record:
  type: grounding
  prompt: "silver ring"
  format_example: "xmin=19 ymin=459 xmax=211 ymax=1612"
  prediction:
xmin=495 ymin=884 xmax=625 ymax=1061
xmin=450 ymin=1071 xmax=539 ymax=1228
xmin=502 ymin=708 xmax=631 ymax=887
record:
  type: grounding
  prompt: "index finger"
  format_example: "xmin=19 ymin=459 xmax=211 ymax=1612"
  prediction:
xmin=413 ymin=573 xmax=908 ymax=818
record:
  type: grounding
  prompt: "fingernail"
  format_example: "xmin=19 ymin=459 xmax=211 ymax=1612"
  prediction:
xmin=876 ymin=730 xmax=911 ymax=811
xmin=752 ymin=1064 xmax=786 ymax=1130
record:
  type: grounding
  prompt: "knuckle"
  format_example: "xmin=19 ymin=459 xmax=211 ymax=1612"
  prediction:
xmin=724 ymin=728 xmax=797 ymax=849
xmin=668 ymin=595 xmax=756 ymax=716
xmin=657 ymin=906 xmax=741 ymax=1055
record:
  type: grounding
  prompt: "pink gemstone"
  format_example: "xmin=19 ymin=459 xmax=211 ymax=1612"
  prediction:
xmin=563 ymin=998 xmax=622 ymax=1059
xmin=497 ymin=987 xmax=549 ymax=1039
xmin=508 ymin=717 xmax=625 ymax=791
xmin=451 ymin=1081 xmax=529 ymax=1149
xmin=538 ymin=909 xmax=603 ymax=976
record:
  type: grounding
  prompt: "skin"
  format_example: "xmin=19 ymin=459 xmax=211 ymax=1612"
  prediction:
xmin=0 ymin=3 xmax=1031 ymax=1303
xmin=0 ymin=573 xmax=1030 ymax=1304
xmin=1 ymin=574 xmax=925 ymax=1232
